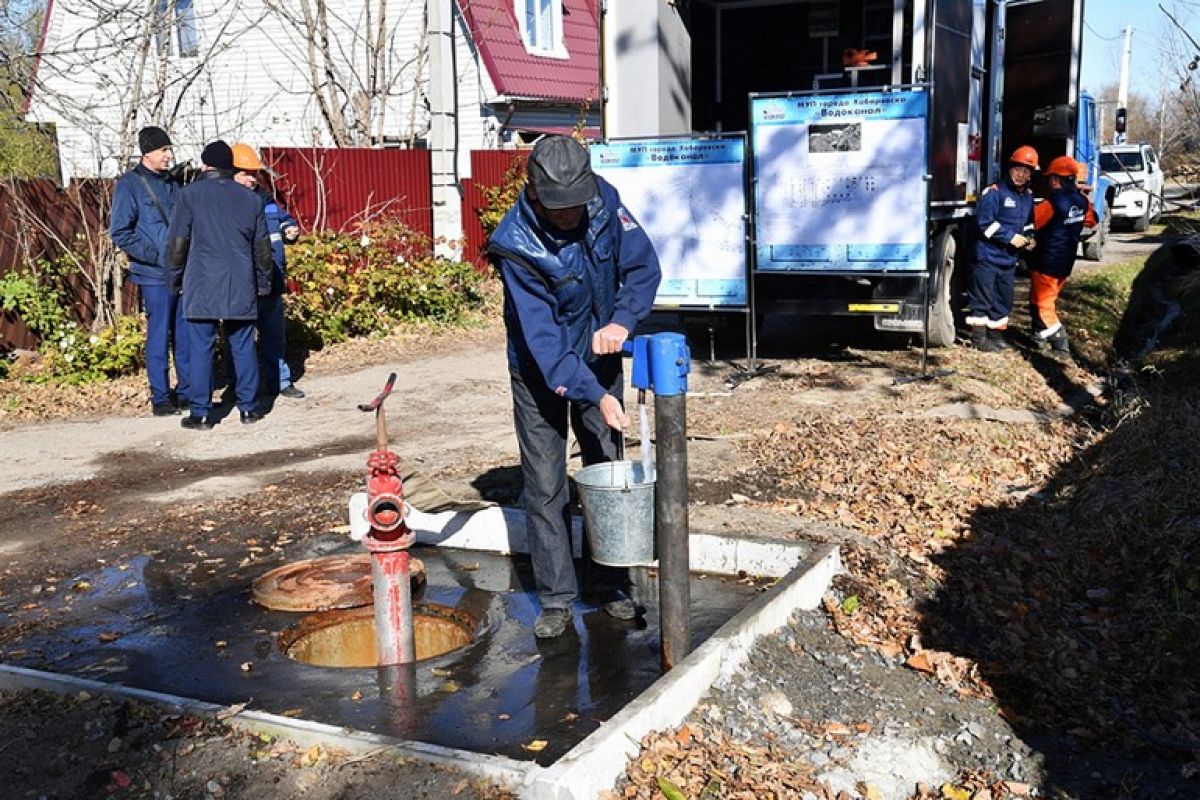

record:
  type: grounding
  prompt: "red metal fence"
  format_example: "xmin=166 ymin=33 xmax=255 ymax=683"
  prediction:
xmin=261 ymin=147 xmax=434 ymax=238
xmin=462 ymin=149 xmax=528 ymax=265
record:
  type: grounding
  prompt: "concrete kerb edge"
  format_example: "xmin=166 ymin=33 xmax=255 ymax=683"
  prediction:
xmin=522 ymin=543 xmax=843 ymax=800
xmin=0 ymin=664 xmax=532 ymax=790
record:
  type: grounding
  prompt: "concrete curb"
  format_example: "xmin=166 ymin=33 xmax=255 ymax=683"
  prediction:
xmin=0 ymin=539 xmax=840 ymax=800
xmin=0 ymin=664 xmax=532 ymax=789
xmin=523 ymin=543 xmax=842 ymax=800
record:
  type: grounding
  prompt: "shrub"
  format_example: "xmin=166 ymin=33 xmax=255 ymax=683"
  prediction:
xmin=0 ymin=258 xmax=146 ymax=384
xmin=284 ymin=215 xmax=489 ymax=347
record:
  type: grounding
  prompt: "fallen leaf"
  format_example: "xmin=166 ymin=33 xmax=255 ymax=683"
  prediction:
xmin=98 ymin=631 xmax=121 ymax=643
xmin=430 ymin=667 xmax=453 ymax=677
xmin=498 ymin=713 xmax=511 ymax=721
xmin=940 ymin=784 xmax=970 ymax=800
xmin=111 ymin=770 xmax=132 ymax=789
xmin=440 ymin=681 xmax=460 ymax=693
xmin=1002 ymin=782 xmax=1031 ymax=796
xmin=522 ymin=739 xmax=548 ymax=752
xmin=280 ymin=708 xmax=304 ymax=717
xmin=216 ymin=701 xmax=249 ymax=720
xmin=350 ymin=690 xmax=363 ymax=702
xmin=656 ymin=776 xmax=687 ymax=800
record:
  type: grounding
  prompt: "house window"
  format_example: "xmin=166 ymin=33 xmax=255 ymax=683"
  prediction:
xmin=517 ymin=0 xmax=567 ymax=58
xmin=154 ymin=0 xmax=200 ymax=59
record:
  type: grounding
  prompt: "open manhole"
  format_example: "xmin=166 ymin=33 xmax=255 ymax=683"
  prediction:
xmin=278 ymin=603 xmax=478 ymax=667
xmin=252 ymin=554 xmax=425 ymax=612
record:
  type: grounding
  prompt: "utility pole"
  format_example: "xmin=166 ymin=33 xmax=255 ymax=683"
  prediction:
xmin=1116 ymin=25 xmax=1132 ymax=144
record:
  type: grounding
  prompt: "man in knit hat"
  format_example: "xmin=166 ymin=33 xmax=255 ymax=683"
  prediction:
xmin=165 ymin=140 xmax=274 ymax=430
xmin=487 ymin=135 xmax=661 ymax=638
xmin=109 ymin=125 xmax=191 ymax=416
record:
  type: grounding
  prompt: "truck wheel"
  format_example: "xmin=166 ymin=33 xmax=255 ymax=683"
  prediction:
xmin=1149 ymin=195 xmax=1163 ymax=224
xmin=1082 ymin=216 xmax=1108 ymax=261
xmin=925 ymin=229 xmax=957 ymax=348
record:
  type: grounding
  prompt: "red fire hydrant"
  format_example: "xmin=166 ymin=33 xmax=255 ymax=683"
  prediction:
xmin=354 ymin=373 xmax=417 ymax=666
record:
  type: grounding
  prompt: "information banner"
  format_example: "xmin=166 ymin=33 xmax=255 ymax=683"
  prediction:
xmin=591 ymin=136 xmax=748 ymax=308
xmin=750 ymin=90 xmax=929 ymax=272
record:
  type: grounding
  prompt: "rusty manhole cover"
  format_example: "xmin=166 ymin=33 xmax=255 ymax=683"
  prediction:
xmin=252 ymin=554 xmax=425 ymax=612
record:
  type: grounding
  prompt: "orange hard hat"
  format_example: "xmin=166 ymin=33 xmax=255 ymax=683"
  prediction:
xmin=231 ymin=142 xmax=263 ymax=171
xmin=1009 ymin=145 xmax=1040 ymax=170
xmin=1045 ymin=155 xmax=1079 ymax=179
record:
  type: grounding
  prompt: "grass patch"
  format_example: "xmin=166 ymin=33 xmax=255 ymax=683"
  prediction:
xmin=1058 ymin=258 xmax=1145 ymax=366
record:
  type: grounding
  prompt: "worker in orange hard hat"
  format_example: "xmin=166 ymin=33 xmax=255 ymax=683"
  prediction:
xmin=228 ymin=143 xmax=306 ymax=400
xmin=1028 ymin=155 xmax=1096 ymax=360
xmin=966 ymin=145 xmax=1038 ymax=352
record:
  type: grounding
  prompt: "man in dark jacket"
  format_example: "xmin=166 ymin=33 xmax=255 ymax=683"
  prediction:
xmin=487 ymin=136 xmax=661 ymax=639
xmin=109 ymin=125 xmax=190 ymax=416
xmin=230 ymin=142 xmax=304 ymax=400
xmin=967 ymin=145 xmax=1038 ymax=352
xmin=1029 ymin=156 xmax=1094 ymax=360
xmin=165 ymin=141 xmax=274 ymax=430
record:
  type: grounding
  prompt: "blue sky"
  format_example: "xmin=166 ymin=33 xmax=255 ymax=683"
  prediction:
xmin=1081 ymin=0 xmax=1182 ymax=97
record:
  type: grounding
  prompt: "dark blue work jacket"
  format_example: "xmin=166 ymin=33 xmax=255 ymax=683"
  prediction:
xmin=1031 ymin=187 xmax=1090 ymax=279
xmin=165 ymin=171 xmax=272 ymax=321
xmin=258 ymin=189 xmax=298 ymax=296
xmin=488 ymin=176 xmax=661 ymax=405
xmin=974 ymin=178 xmax=1034 ymax=268
xmin=109 ymin=164 xmax=179 ymax=286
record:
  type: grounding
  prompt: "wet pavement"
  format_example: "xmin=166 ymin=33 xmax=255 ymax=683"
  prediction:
xmin=2 ymin=541 xmax=766 ymax=764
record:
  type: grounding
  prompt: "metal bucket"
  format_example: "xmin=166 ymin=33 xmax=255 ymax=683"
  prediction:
xmin=575 ymin=460 xmax=656 ymax=567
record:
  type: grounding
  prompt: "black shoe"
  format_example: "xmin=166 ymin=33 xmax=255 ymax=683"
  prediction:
xmin=180 ymin=415 xmax=214 ymax=430
xmin=240 ymin=409 xmax=264 ymax=425
xmin=603 ymin=596 xmax=638 ymax=620
xmin=152 ymin=402 xmax=180 ymax=417
xmin=533 ymin=608 xmax=572 ymax=639
xmin=169 ymin=391 xmax=189 ymax=410
xmin=279 ymin=384 xmax=305 ymax=399
xmin=988 ymin=328 xmax=1012 ymax=351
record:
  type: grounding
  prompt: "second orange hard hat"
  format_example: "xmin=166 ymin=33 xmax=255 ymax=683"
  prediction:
xmin=1045 ymin=155 xmax=1080 ymax=179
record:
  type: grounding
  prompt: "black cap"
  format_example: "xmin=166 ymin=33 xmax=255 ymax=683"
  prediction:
xmin=200 ymin=140 xmax=234 ymax=171
xmin=527 ymin=136 xmax=597 ymax=209
xmin=138 ymin=126 xmax=172 ymax=155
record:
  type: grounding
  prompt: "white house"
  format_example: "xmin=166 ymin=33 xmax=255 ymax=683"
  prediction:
xmin=26 ymin=0 xmax=602 ymax=242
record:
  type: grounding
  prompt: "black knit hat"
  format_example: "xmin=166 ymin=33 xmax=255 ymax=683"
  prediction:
xmin=527 ymin=136 xmax=597 ymax=209
xmin=200 ymin=140 xmax=235 ymax=171
xmin=137 ymin=126 xmax=172 ymax=155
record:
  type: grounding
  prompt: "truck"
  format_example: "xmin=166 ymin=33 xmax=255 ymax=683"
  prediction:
xmin=602 ymin=0 xmax=1105 ymax=347
xmin=1101 ymin=142 xmax=1164 ymax=232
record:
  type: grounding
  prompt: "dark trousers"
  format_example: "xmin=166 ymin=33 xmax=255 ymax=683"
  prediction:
xmin=966 ymin=259 xmax=1016 ymax=326
xmin=511 ymin=357 xmax=627 ymax=610
xmin=188 ymin=319 xmax=258 ymax=417
xmin=141 ymin=283 xmax=190 ymax=405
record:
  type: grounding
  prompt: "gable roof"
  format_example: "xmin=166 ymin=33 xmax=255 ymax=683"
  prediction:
xmin=459 ymin=0 xmax=599 ymax=104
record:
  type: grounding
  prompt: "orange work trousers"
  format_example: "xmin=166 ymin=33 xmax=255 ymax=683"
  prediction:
xmin=1029 ymin=271 xmax=1069 ymax=334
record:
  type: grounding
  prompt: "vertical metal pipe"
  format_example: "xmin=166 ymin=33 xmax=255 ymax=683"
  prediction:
xmin=655 ymin=392 xmax=690 ymax=670
xmin=371 ymin=549 xmax=416 ymax=666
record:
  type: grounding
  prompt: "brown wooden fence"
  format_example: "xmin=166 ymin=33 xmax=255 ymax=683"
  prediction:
xmin=0 ymin=179 xmax=125 ymax=350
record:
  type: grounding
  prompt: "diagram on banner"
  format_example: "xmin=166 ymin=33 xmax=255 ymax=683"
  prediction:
xmin=593 ymin=138 xmax=748 ymax=307
xmin=751 ymin=90 xmax=929 ymax=272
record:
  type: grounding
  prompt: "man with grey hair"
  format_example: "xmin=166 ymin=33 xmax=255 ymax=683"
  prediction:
xmin=487 ymin=136 xmax=662 ymax=639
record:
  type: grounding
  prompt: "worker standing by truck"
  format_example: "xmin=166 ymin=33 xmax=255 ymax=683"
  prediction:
xmin=1029 ymin=155 xmax=1094 ymax=360
xmin=966 ymin=146 xmax=1038 ymax=352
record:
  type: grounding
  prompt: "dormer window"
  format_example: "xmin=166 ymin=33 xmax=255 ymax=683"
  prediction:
xmin=155 ymin=0 xmax=200 ymax=59
xmin=517 ymin=0 xmax=567 ymax=58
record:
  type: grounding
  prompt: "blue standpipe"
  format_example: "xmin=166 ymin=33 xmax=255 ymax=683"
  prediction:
xmin=626 ymin=333 xmax=692 ymax=669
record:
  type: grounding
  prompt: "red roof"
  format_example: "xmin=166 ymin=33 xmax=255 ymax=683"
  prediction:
xmin=458 ymin=0 xmax=600 ymax=104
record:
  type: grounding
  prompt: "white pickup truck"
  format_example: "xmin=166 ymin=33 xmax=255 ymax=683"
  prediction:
xmin=1101 ymin=143 xmax=1165 ymax=232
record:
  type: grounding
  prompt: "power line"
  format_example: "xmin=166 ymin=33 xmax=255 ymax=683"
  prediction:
xmin=1084 ymin=20 xmax=1126 ymax=42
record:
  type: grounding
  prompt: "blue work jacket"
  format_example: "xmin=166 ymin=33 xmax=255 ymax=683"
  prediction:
xmin=974 ymin=178 xmax=1034 ymax=268
xmin=1032 ymin=186 xmax=1090 ymax=279
xmin=488 ymin=176 xmax=661 ymax=406
xmin=109 ymin=164 xmax=179 ymax=286
xmin=258 ymin=189 xmax=298 ymax=296
xmin=165 ymin=171 xmax=273 ymax=321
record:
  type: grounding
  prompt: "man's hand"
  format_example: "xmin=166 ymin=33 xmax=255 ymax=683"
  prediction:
xmin=1010 ymin=234 xmax=1031 ymax=249
xmin=598 ymin=394 xmax=628 ymax=431
xmin=592 ymin=323 xmax=629 ymax=356
xmin=282 ymin=225 xmax=300 ymax=244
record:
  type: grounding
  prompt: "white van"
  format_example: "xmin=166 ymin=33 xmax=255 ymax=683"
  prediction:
xmin=1100 ymin=143 xmax=1164 ymax=232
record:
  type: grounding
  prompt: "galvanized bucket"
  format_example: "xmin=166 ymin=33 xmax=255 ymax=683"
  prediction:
xmin=575 ymin=460 xmax=656 ymax=567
